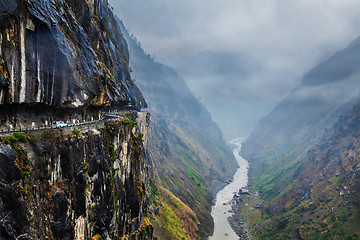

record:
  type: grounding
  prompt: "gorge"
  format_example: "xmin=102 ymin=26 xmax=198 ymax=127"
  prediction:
xmin=2 ymin=0 xmax=360 ymax=239
xmin=0 ymin=0 xmax=236 ymax=239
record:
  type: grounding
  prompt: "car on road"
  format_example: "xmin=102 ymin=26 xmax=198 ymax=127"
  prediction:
xmin=52 ymin=121 xmax=67 ymax=128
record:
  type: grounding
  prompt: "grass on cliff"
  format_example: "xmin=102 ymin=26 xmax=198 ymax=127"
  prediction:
xmin=156 ymin=147 xmax=212 ymax=237
xmin=244 ymin=171 xmax=360 ymax=239
xmin=150 ymin=184 xmax=200 ymax=240
xmin=1 ymin=132 xmax=35 ymax=145
xmin=1 ymin=132 xmax=34 ymax=179
xmin=149 ymin=119 xmax=231 ymax=238
xmin=250 ymin=143 xmax=305 ymax=202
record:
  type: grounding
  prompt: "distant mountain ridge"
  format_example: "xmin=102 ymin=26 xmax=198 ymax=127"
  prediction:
xmin=301 ymin=35 xmax=360 ymax=87
xmin=177 ymin=50 xmax=261 ymax=78
xmin=242 ymin=34 xmax=360 ymax=164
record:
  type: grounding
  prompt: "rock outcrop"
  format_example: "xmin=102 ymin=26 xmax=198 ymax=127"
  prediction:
xmin=0 ymin=1 xmax=155 ymax=239
xmin=0 ymin=0 xmax=146 ymax=108
xmin=0 ymin=113 xmax=154 ymax=239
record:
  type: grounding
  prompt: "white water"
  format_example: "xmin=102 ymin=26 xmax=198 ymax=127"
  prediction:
xmin=209 ymin=138 xmax=249 ymax=240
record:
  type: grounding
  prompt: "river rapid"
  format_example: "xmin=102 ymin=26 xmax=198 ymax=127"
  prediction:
xmin=209 ymin=138 xmax=249 ymax=240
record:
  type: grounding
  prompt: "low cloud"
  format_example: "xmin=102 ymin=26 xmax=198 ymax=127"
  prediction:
xmin=111 ymin=0 xmax=360 ymax=66
xmin=110 ymin=0 xmax=360 ymax=138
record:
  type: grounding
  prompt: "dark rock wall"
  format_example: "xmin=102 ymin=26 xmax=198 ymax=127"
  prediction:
xmin=0 ymin=113 xmax=154 ymax=239
xmin=0 ymin=1 xmax=154 ymax=239
xmin=0 ymin=0 xmax=146 ymax=108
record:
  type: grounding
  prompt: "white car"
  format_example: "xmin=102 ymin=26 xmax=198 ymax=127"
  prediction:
xmin=52 ymin=121 xmax=67 ymax=128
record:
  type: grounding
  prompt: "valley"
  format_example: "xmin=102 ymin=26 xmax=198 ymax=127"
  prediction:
xmin=1 ymin=0 xmax=360 ymax=239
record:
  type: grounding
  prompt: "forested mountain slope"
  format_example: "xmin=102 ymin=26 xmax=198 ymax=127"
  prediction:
xmin=242 ymin=35 xmax=360 ymax=191
xmin=240 ymin=35 xmax=360 ymax=239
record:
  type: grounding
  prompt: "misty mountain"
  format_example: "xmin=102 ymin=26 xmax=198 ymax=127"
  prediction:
xmin=242 ymin=34 xmax=360 ymax=165
xmin=301 ymin=35 xmax=360 ymax=87
xmin=176 ymin=51 xmax=264 ymax=140
xmin=177 ymin=50 xmax=261 ymax=78
xmin=118 ymin=20 xmax=237 ymax=239
xmin=239 ymin=35 xmax=360 ymax=238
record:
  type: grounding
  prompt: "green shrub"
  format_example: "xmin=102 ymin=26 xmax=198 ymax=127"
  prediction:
xmin=108 ymin=144 xmax=115 ymax=157
xmin=84 ymin=162 xmax=89 ymax=172
xmin=72 ymin=128 xmax=81 ymax=136
xmin=39 ymin=171 xmax=50 ymax=181
xmin=92 ymin=206 xmax=97 ymax=217
xmin=23 ymin=170 xmax=32 ymax=178
xmin=13 ymin=132 xmax=30 ymax=142
xmin=100 ymin=16 xmax=110 ymax=31
xmin=3 ymin=135 xmax=19 ymax=144
xmin=123 ymin=116 xmax=136 ymax=128
xmin=276 ymin=218 xmax=289 ymax=230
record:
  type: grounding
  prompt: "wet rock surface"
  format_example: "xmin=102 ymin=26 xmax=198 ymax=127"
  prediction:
xmin=0 ymin=1 xmax=155 ymax=239
xmin=0 ymin=0 xmax=146 ymax=108
xmin=0 ymin=113 xmax=155 ymax=239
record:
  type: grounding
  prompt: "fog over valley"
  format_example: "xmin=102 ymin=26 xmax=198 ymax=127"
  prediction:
xmin=110 ymin=0 xmax=360 ymax=139
xmin=109 ymin=2 xmax=360 ymax=238
xmin=1 ymin=1 xmax=360 ymax=239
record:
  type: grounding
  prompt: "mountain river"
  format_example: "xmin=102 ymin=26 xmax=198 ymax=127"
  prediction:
xmin=209 ymin=138 xmax=249 ymax=240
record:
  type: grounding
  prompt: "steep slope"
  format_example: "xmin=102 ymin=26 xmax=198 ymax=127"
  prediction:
xmin=246 ymin=102 xmax=360 ymax=239
xmin=0 ymin=113 xmax=154 ymax=239
xmin=0 ymin=0 xmax=145 ymax=127
xmin=239 ymin=35 xmax=360 ymax=238
xmin=119 ymin=21 xmax=237 ymax=239
xmin=0 ymin=1 xmax=155 ymax=239
xmin=241 ymin=35 xmax=360 ymax=194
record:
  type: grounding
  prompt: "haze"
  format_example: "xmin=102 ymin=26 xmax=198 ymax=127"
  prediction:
xmin=109 ymin=0 xmax=360 ymax=140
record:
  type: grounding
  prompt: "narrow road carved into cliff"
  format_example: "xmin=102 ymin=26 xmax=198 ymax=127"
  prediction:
xmin=0 ymin=110 xmax=139 ymax=134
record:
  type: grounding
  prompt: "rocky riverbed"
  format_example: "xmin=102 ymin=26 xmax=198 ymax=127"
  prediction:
xmin=228 ymin=190 xmax=252 ymax=240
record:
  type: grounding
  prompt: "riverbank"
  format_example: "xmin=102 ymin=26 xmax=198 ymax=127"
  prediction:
xmin=228 ymin=191 xmax=255 ymax=240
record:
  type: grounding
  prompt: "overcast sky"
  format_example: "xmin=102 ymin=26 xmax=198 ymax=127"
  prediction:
xmin=110 ymin=0 xmax=360 ymax=66
xmin=109 ymin=0 xmax=360 ymax=139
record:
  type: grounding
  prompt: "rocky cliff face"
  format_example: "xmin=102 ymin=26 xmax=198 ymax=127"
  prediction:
xmin=0 ymin=1 xmax=156 ymax=239
xmin=0 ymin=113 xmax=154 ymax=239
xmin=119 ymin=20 xmax=237 ymax=239
xmin=0 ymin=0 xmax=145 ymax=108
